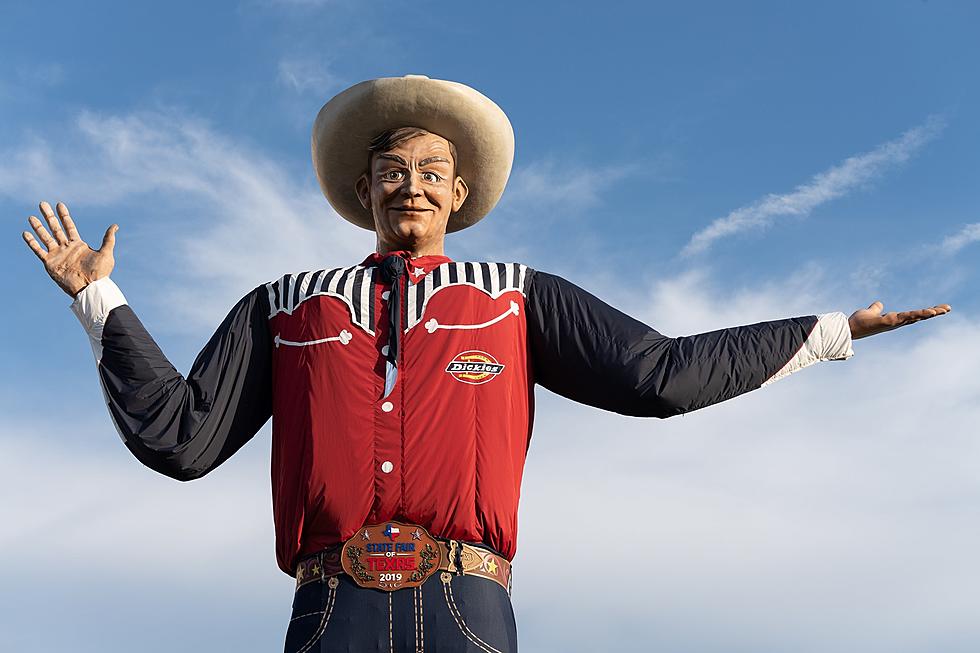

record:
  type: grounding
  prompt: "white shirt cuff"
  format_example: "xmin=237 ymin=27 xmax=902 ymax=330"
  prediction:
xmin=69 ymin=276 xmax=128 ymax=364
xmin=761 ymin=312 xmax=854 ymax=388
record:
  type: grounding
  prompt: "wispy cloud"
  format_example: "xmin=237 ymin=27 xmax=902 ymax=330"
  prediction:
xmin=277 ymin=57 xmax=340 ymax=95
xmin=455 ymin=159 xmax=641 ymax=267
xmin=0 ymin=61 xmax=65 ymax=101
xmin=499 ymin=159 xmax=636 ymax=212
xmin=261 ymin=0 xmax=333 ymax=5
xmin=938 ymin=222 xmax=980 ymax=255
xmin=17 ymin=61 xmax=65 ymax=86
xmin=1 ymin=109 xmax=373 ymax=331
xmin=681 ymin=116 xmax=946 ymax=257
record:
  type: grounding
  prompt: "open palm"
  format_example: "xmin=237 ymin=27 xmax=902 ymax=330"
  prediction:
xmin=22 ymin=201 xmax=119 ymax=297
xmin=848 ymin=300 xmax=951 ymax=340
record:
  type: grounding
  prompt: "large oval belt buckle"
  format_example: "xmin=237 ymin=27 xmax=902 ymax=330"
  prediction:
xmin=341 ymin=521 xmax=443 ymax=591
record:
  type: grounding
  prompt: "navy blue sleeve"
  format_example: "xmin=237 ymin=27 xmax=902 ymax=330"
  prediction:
xmin=94 ymin=285 xmax=273 ymax=480
xmin=524 ymin=269 xmax=819 ymax=418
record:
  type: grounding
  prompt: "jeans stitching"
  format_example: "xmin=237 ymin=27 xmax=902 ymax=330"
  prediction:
xmin=418 ymin=586 xmax=425 ymax=653
xmin=290 ymin=608 xmax=326 ymax=623
xmin=441 ymin=575 xmax=503 ymax=653
xmin=413 ymin=587 xmax=420 ymax=653
xmin=294 ymin=580 xmax=338 ymax=653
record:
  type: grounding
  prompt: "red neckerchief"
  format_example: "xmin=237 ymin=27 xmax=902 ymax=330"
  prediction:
xmin=360 ymin=251 xmax=453 ymax=284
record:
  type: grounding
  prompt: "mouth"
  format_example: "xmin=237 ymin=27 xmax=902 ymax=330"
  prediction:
xmin=390 ymin=206 xmax=433 ymax=213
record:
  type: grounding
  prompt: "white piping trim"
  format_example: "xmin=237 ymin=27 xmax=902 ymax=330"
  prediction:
xmin=424 ymin=301 xmax=519 ymax=334
xmin=274 ymin=329 xmax=352 ymax=347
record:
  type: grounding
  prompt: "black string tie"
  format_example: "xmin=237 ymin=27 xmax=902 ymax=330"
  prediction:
xmin=379 ymin=254 xmax=406 ymax=399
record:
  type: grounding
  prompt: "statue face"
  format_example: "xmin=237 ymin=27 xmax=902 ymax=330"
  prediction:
xmin=355 ymin=131 xmax=468 ymax=251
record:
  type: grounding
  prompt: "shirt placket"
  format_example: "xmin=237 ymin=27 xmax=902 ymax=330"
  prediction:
xmin=370 ymin=263 xmax=405 ymax=522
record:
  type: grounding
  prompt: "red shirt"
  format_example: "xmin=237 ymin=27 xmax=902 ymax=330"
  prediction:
xmin=268 ymin=251 xmax=533 ymax=574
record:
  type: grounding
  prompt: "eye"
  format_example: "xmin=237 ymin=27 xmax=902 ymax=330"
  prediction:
xmin=381 ymin=170 xmax=404 ymax=181
xmin=421 ymin=171 xmax=443 ymax=183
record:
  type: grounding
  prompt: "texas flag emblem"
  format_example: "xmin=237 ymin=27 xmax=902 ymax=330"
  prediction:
xmin=383 ymin=524 xmax=400 ymax=541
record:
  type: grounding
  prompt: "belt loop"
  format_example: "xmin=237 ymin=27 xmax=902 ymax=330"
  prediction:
xmin=454 ymin=539 xmax=464 ymax=576
xmin=318 ymin=550 xmax=325 ymax=582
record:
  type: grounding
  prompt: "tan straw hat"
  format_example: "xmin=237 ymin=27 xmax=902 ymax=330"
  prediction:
xmin=311 ymin=75 xmax=515 ymax=233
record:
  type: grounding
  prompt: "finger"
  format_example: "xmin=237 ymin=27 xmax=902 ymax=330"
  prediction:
xmin=867 ymin=300 xmax=883 ymax=314
xmin=99 ymin=223 xmax=118 ymax=253
xmin=38 ymin=200 xmax=54 ymax=219
xmin=894 ymin=307 xmax=944 ymax=325
xmin=27 ymin=215 xmax=57 ymax=249
xmin=56 ymin=202 xmax=81 ymax=241
xmin=22 ymin=231 xmax=48 ymax=261
xmin=39 ymin=200 xmax=68 ymax=246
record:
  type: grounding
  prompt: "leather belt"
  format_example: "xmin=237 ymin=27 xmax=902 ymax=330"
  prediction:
xmin=295 ymin=538 xmax=512 ymax=594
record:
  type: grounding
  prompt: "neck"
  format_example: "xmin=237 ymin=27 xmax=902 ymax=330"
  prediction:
xmin=375 ymin=236 xmax=446 ymax=258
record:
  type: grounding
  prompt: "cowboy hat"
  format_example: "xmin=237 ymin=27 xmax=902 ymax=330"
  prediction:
xmin=311 ymin=75 xmax=514 ymax=233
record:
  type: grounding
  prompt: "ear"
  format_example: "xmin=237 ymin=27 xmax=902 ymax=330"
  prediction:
xmin=452 ymin=176 xmax=469 ymax=213
xmin=355 ymin=172 xmax=371 ymax=210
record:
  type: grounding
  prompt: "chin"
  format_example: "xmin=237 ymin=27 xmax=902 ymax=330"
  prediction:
xmin=394 ymin=223 xmax=427 ymax=243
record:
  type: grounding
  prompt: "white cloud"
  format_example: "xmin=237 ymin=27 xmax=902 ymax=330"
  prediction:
xmin=938 ymin=222 xmax=980 ymax=255
xmin=260 ymin=0 xmax=334 ymax=5
xmin=277 ymin=57 xmax=341 ymax=95
xmin=499 ymin=159 xmax=636 ymax=214
xmin=460 ymin=159 xmax=641 ymax=265
xmin=1 ymin=108 xmax=373 ymax=331
xmin=17 ymin=61 xmax=65 ymax=86
xmin=682 ymin=116 xmax=946 ymax=257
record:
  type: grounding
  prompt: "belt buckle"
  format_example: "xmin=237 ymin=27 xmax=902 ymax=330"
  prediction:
xmin=341 ymin=521 xmax=443 ymax=591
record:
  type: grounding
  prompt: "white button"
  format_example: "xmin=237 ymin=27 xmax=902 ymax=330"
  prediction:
xmin=382 ymin=290 xmax=390 ymax=300
xmin=381 ymin=461 xmax=394 ymax=473
xmin=381 ymin=345 xmax=390 ymax=356
xmin=381 ymin=401 xmax=394 ymax=412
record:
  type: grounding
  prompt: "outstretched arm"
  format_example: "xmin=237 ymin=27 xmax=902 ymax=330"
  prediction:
xmin=24 ymin=201 xmax=273 ymax=480
xmin=524 ymin=270 xmax=946 ymax=418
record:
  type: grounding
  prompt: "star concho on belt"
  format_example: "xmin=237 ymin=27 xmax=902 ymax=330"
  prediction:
xmin=341 ymin=521 xmax=443 ymax=591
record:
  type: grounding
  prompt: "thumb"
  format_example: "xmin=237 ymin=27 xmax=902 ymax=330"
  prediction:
xmin=867 ymin=300 xmax=883 ymax=313
xmin=100 ymin=224 xmax=118 ymax=253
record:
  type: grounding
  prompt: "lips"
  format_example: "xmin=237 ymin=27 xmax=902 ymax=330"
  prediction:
xmin=391 ymin=207 xmax=432 ymax=212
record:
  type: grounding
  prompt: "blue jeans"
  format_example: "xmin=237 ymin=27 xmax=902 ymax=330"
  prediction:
xmin=283 ymin=571 xmax=519 ymax=652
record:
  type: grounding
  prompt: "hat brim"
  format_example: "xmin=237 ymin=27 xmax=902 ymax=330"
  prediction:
xmin=311 ymin=76 xmax=515 ymax=234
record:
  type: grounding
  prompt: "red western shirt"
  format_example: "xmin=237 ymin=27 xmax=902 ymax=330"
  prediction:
xmin=269 ymin=251 xmax=533 ymax=572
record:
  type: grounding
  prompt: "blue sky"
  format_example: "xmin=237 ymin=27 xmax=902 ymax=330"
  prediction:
xmin=2 ymin=1 xmax=979 ymax=651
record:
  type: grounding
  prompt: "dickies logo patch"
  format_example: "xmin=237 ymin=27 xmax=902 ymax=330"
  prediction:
xmin=445 ymin=350 xmax=505 ymax=385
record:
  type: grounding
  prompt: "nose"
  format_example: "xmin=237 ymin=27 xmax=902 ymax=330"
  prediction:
xmin=401 ymin=171 xmax=423 ymax=197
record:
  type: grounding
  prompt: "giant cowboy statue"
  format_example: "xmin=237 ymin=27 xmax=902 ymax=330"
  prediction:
xmin=22 ymin=75 xmax=952 ymax=652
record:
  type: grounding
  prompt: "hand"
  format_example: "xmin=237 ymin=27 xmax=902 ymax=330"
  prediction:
xmin=848 ymin=300 xmax=951 ymax=340
xmin=22 ymin=201 xmax=119 ymax=298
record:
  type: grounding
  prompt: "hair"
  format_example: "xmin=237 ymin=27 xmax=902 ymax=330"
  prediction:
xmin=367 ymin=126 xmax=458 ymax=176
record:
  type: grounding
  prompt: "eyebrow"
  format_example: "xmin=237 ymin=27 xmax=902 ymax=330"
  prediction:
xmin=376 ymin=153 xmax=407 ymax=165
xmin=375 ymin=153 xmax=451 ymax=167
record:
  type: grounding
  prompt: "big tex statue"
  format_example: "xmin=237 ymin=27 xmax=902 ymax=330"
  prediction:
xmin=22 ymin=75 xmax=951 ymax=652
